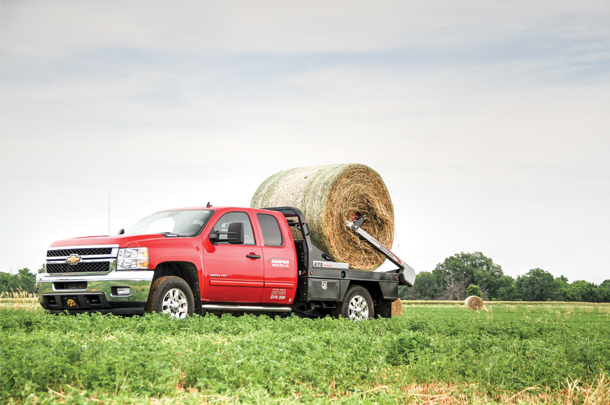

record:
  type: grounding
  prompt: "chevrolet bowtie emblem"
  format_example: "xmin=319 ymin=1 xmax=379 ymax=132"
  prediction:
xmin=66 ymin=254 xmax=81 ymax=265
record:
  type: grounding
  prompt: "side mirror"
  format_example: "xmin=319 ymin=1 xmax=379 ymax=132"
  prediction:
xmin=118 ymin=229 xmax=125 ymax=235
xmin=208 ymin=222 xmax=244 ymax=245
xmin=226 ymin=222 xmax=244 ymax=244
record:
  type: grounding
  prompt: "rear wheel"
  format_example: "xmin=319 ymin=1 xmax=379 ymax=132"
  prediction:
xmin=146 ymin=276 xmax=194 ymax=318
xmin=336 ymin=285 xmax=374 ymax=320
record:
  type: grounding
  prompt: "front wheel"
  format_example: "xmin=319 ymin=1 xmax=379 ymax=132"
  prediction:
xmin=146 ymin=276 xmax=194 ymax=318
xmin=336 ymin=285 xmax=374 ymax=320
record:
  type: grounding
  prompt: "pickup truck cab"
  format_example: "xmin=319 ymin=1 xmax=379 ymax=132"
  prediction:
xmin=37 ymin=205 xmax=415 ymax=320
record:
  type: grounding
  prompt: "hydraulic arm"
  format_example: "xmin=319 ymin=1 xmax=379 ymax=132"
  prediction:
xmin=346 ymin=216 xmax=415 ymax=286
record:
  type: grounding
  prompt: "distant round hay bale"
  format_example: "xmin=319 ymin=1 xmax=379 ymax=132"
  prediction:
xmin=465 ymin=296 xmax=484 ymax=310
xmin=391 ymin=299 xmax=403 ymax=317
xmin=250 ymin=164 xmax=394 ymax=271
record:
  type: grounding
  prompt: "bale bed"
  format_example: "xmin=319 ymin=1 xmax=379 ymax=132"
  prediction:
xmin=250 ymin=164 xmax=394 ymax=271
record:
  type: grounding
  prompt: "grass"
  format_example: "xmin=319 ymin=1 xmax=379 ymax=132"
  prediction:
xmin=401 ymin=302 xmax=610 ymax=323
xmin=0 ymin=292 xmax=39 ymax=311
xmin=402 ymin=300 xmax=610 ymax=306
xmin=1 ymin=302 xmax=609 ymax=404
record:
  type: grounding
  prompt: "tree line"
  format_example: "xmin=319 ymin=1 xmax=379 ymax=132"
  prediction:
xmin=0 ymin=267 xmax=42 ymax=294
xmin=399 ymin=252 xmax=610 ymax=302
xmin=3 ymin=254 xmax=609 ymax=302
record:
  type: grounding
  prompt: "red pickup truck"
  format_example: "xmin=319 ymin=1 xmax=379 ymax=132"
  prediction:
xmin=36 ymin=206 xmax=415 ymax=320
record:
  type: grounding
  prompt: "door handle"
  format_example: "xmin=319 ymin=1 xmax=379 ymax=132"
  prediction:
xmin=246 ymin=254 xmax=261 ymax=259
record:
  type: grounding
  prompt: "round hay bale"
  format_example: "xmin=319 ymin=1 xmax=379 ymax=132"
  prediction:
xmin=250 ymin=164 xmax=394 ymax=271
xmin=465 ymin=296 xmax=484 ymax=310
xmin=391 ymin=299 xmax=403 ymax=317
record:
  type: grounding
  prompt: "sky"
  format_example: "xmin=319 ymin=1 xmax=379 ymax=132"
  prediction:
xmin=1 ymin=0 xmax=609 ymax=283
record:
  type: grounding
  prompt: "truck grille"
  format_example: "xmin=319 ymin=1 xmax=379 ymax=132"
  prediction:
xmin=47 ymin=262 xmax=111 ymax=274
xmin=47 ymin=248 xmax=113 ymax=257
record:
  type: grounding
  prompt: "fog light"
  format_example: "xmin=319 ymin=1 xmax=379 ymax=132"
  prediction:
xmin=116 ymin=287 xmax=131 ymax=295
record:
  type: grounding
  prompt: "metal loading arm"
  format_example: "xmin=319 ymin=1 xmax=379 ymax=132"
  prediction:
xmin=346 ymin=219 xmax=416 ymax=286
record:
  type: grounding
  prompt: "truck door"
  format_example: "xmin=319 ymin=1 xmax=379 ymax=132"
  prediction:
xmin=256 ymin=212 xmax=298 ymax=305
xmin=202 ymin=211 xmax=264 ymax=303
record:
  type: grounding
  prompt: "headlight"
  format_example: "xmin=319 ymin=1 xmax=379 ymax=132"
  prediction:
xmin=117 ymin=248 xmax=149 ymax=270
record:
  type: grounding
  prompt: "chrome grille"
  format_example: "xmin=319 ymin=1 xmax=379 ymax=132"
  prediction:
xmin=47 ymin=248 xmax=113 ymax=257
xmin=47 ymin=262 xmax=111 ymax=274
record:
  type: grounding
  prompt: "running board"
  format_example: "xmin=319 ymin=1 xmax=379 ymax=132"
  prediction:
xmin=202 ymin=304 xmax=292 ymax=312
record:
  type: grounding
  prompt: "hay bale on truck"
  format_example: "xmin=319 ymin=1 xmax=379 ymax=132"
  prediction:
xmin=250 ymin=164 xmax=394 ymax=271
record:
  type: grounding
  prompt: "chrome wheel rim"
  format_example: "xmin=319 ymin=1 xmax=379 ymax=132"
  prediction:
xmin=161 ymin=288 xmax=188 ymax=319
xmin=348 ymin=295 xmax=369 ymax=321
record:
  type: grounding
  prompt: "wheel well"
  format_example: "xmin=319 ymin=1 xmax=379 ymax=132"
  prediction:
xmin=344 ymin=281 xmax=394 ymax=314
xmin=153 ymin=262 xmax=202 ymax=315
xmin=343 ymin=281 xmax=383 ymax=301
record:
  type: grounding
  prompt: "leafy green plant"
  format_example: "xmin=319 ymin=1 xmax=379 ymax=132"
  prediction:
xmin=1 ymin=305 xmax=609 ymax=403
xmin=386 ymin=330 xmax=432 ymax=365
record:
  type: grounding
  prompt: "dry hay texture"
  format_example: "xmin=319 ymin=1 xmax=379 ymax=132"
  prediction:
xmin=465 ymin=296 xmax=484 ymax=310
xmin=250 ymin=164 xmax=394 ymax=271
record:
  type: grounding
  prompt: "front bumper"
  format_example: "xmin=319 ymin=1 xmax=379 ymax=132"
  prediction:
xmin=36 ymin=270 xmax=154 ymax=315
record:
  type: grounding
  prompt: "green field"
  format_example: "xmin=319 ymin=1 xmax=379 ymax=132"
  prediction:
xmin=1 ymin=302 xmax=609 ymax=404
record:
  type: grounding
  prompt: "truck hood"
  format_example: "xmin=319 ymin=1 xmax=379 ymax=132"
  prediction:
xmin=49 ymin=234 xmax=169 ymax=248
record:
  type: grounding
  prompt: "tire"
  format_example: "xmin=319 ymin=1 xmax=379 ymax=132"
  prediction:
xmin=336 ymin=285 xmax=374 ymax=320
xmin=146 ymin=276 xmax=194 ymax=318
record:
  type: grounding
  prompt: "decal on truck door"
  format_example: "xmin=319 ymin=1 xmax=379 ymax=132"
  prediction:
xmin=268 ymin=257 xmax=290 ymax=268
xmin=269 ymin=288 xmax=287 ymax=300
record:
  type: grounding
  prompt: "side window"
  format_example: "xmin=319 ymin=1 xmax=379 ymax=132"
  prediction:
xmin=257 ymin=213 xmax=283 ymax=247
xmin=212 ymin=212 xmax=256 ymax=245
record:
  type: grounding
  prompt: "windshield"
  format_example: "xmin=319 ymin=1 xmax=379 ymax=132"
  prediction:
xmin=125 ymin=210 xmax=214 ymax=237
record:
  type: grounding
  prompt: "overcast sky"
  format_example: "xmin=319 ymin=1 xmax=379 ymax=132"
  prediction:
xmin=1 ymin=0 xmax=609 ymax=283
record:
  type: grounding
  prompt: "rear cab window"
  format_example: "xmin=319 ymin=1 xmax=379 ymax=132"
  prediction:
xmin=257 ymin=213 xmax=283 ymax=247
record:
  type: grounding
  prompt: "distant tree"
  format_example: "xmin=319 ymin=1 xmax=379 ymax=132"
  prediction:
xmin=397 ymin=285 xmax=408 ymax=299
xmin=600 ymin=280 xmax=610 ymax=303
xmin=0 ymin=272 xmax=11 ymax=293
xmin=495 ymin=275 xmax=520 ymax=301
xmin=562 ymin=280 xmax=602 ymax=302
xmin=398 ymin=254 xmax=608 ymax=303
xmin=432 ymin=252 xmax=505 ymax=300
xmin=555 ymin=275 xmax=570 ymax=300
xmin=0 ymin=268 xmax=37 ymax=294
xmin=440 ymin=277 xmax=469 ymax=301
xmin=516 ymin=268 xmax=561 ymax=301
xmin=411 ymin=271 xmax=440 ymax=300
xmin=398 ymin=272 xmax=439 ymax=300
xmin=18 ymin=267 xmax=36 ymax=293
xmin=466 ymin=284 xmax=481 ymax=297
xmin=16 ymin=268 xmax=36 ymax=293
